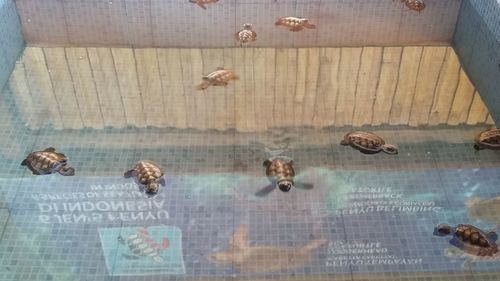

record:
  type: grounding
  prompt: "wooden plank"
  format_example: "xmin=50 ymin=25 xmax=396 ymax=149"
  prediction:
xmin=111 ymin=48 xmax=145 ymax=127
xmin=408 ymin=46 xmax=447 ymax=126
xmin=428 ymin=47 xmax=461 ymax=125
xmin=156 ymin=48 xmax=187 ymax=129
xmin=244 ymin=48 xmax=257 ymax=131
xmin=253 ymin=48 xmax=268 ymax=130
xmin=134 ymin=49 xmax=166 ymax=128
xmin=264 ymin=48 xmax=276 ymax=129
xmin=447 ymin=68 xmax=476 ymax=125
xmin=65 ymin=48 xmax=104 ymax=129
xmin=317 ymin=48 xmax=341 ymax=127
xmin=43 ymin=48 xmax=83 ymax=129
xmin=190 ymin=49 xmax=207 ymax=130
xmin=23 ymin=47 xmax=64 ymax=129
xmin=312 ymin=48 xmax=327 ymax=128
xmin=223 ymin=48 xmax=235 ymax=129
xmin=467 ymin=91 xmax=489 ymax=125
xmin=372 ymin=47 xmax=402 ymax=126
xmin=352 ymin=47 xmax=383 ymax=127
xmin=233 ymin=48 xmax=247 ymax=132
xmin=201 ymin=48 xmax=226 ymax=131
xmin=87 ymin=48 xmax=126 ymax=128
xmin=43 ymin=48 xmax=83 ymax=130
xmin=179 ymin=49 xmax=196 ymax=129
xmin=8 ymin=60 xmax=37 ymax=129
xmin=486 ymin=115 xmax=496 ymax=125
xmin=335 ymin=47 xmax=362 ymax=127
xmin=294 ymin=48 xmax=308 ymax=126
xmin=284 ymin=49 xmax=298 ymax=127
xmin=302 ymin=48 xmax=320 ymax=127
xmin=389 ymin=46 xmax=423 ymax=125
xmin=274 ymin=48 xmax=288 ymax=128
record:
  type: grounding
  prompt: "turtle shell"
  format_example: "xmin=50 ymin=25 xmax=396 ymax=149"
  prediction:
xmin=454 ymin=224 xmax=499 ymax=256
xmin=22 ymin=147 xmax=68 ymax=175
xmin=474 ymin=128 xmax=500 ymax=150
xmin=133 ymin=160 xmax=164 ymax=185
xmin=265 ymin=158 xmax=295 ymax=183
xmin=341 ymin=131 xmax=385 ymax=154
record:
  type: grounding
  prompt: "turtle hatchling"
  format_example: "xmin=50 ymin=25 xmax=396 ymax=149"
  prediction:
xmin=434 ymin=223 xmax=499 ymax=257
xmin=124 ymin=160 xmax=165 ymax=194
xmin=196 ymin=67 xmax=239 ymax=91
xmin=256 ymin=156 xmax=313 ymax=196
xmin=21 ymin=147 xmax=75 ymax=176
xmin=340 ymin=131 xmax=398 ymax=155
xmin=474 ymin=127 xmax=500 ymax=151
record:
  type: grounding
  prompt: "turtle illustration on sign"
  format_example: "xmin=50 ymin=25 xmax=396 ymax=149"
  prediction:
xmin=118 ymin=227 xmax=170 ymax=263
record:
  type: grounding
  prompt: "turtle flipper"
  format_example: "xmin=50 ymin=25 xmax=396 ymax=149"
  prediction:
xmin=124 ymin=169 xmax=137 ymax=178
xmin=21 ymin=159 xmax=28 ymax=166
xmin=304 ymin=22 xmax=316 ymax=29
xmin=255 ymin=184 xmax=275 ymax=197
xmin=122 ymin=253 xmax=140 ymax=260
xmin=58 ymin=166 xmax=75 ymax=176
xmin=487 ymin=231 xmax=498 ymax=242
xmin=296 ymin=182 xmax=314 ymax=190
xmin=159 ymin=177 xmax=166 ymax=187
xmin=262 ymin=159 xmax=272 ymax=167
xmin=196 ymin=2 xmax=207 ymax=9
xmin=43 ymin=147 xmax=56 ymax=152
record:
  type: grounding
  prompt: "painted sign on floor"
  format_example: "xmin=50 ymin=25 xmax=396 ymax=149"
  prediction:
xmin=98 ymin=225 xmax=185 ymax=276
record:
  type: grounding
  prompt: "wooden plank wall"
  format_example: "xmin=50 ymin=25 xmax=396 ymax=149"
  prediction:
xmin=9 ymin=46 xmax=495 ymax=131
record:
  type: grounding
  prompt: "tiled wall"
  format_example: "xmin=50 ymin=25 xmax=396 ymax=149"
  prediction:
xmin=453 ymin=0 xmax=500 ymax=123
xmin=0 ymin=0 xmax=23 ymax=91
xmin=15 ymin=0 xmax=461 ymax=48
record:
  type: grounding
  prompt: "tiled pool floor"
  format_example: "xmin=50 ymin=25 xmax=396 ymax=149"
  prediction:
xmin=1 ymin=125 xmax=500 ymax=281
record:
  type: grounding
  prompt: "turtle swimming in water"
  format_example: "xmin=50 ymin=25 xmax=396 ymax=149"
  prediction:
xmin=256 ymin=156 xmax=313 ymax=196
xmin=207 ymin=224 xmax=327 ymax=273
xmin=196 ymin=67 xmax=239 ymax=91
xmin=21 ymin=147 xmax=75 ymax=176
xmin=434 ymin=223 xmax=499 ymax=257
xmin=473 ymin=127 xmax=500 ymax=151
xmin=340 ymin=131 xmax=398 ymax=155
xmin=124 ymin=160 xmax=165 ymax=194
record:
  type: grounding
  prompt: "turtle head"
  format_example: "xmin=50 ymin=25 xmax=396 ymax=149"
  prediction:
xmin=434 ymin=224 xmax=453 ymax=237
xmin=242 ymin=23 xmax=252 ymax=30
xmin=277 ymin=180 xmax=293 ymax=192
xmin=382 ymin=144 xmax=398 ymax=155
xmin=145 ymin=182 xmax=159 ymax=194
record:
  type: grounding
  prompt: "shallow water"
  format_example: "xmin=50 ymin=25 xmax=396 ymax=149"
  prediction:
xmin=1 ymin=114 xmax=500 ymax=280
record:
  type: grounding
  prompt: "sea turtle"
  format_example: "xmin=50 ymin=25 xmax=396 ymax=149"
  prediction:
xmin=124 ymin=160 xmax=165 ymax=194
xmin=21 ymin=147 xmax=75 ymax=176
xmin=207 ymin=224 xmax=327 ymax=273
xmin=189 ymin=0 xmax=218 ymax=10
xmin=434 ymin=223 xmax=499 ymax=257
xmin=196 ymin=67 xmax=239 ymax=91
xmin=235 ymin=23 xmax=257 ymax=46
xmin=399 ymin=0 xmax=425 ymax=12
xmin=256 ymin=156 xmax=313 ymax=196
xmin=275 ymin=17 xmax=316 ymax=32
xmin=473 ymin=127 xmax=500 ymax=151
xmin=340 ymin=131 xmax=398 ymax=155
